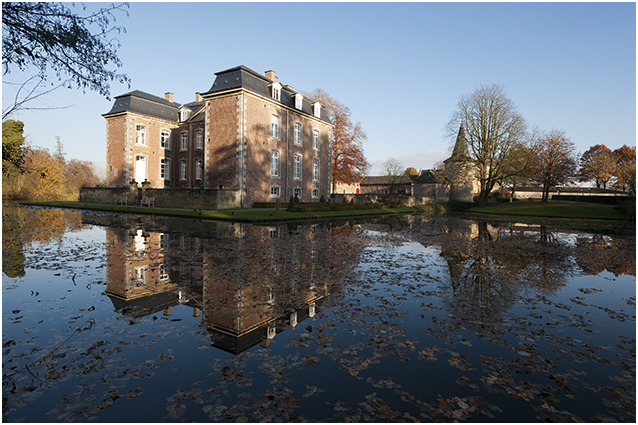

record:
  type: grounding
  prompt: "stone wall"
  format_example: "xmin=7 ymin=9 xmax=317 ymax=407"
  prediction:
xmin=330 ymin=194 xmax=438 ymax=206
xmin=80 ymin=186 xmax=241 ymax=209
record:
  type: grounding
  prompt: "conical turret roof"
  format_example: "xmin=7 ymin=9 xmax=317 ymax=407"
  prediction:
xmin=451 ymin=124 xmax=470 ymax=159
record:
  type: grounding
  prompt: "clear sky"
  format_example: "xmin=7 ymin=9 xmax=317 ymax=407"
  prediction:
xmin=3 ymin=2 xmax=636 ymax=176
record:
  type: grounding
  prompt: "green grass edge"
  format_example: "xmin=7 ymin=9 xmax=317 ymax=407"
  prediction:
xmin=22 ymin=201 xmax=419 ymax=223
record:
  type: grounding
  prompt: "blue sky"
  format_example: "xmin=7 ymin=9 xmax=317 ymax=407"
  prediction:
xmin=3 ymin=2 xmax=635 ymax=176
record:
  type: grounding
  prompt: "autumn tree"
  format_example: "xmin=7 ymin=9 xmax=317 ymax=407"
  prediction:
xmin=528 ymin=129 xmax=578 ymax=202
xmin=382 ymin=157 xmax=404 ymax=194
xmin=64 ymin=158 xmax=101 ymax=195
xmin=578 ymin=144 xmax=616 ymax=189
xmin=612 ymin=145 xmax=636 ymax=194
xmin=447 ymin=84 xmax=529 ymax=205
xmin=405 ymin=167 xmax=418 ymax=176
xmin=2 ymin=119 xmax=25 ymax=173
xmin=2 ymin=2 xmax=130 ymax=119
xmin=302 ymin=89 xmax=369 ymax=192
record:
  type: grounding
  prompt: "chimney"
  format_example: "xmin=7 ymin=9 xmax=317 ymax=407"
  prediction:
xmin=165 ymin=92 xmax=174 ymax=102
xmin=195 ymin=92 xmax=203 ymax=102
xmin=265 ymin=70 xmax=278 ymax=82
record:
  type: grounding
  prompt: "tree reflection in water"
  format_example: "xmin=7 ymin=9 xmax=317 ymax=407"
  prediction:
xmin=2 ymin=207 xmax=635 ymax=422
xmin=436 ymin=218 xmax=575 ymax=328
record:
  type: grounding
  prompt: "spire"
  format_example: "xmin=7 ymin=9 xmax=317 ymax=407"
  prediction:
xmin=451 ymin=124 xmax=469 ymax=159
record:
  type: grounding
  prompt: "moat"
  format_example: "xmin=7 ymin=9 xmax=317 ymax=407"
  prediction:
xmin=2 ymin=206 xmax=635 ymax=422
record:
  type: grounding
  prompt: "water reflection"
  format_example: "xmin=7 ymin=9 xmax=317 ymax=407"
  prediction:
xmin=401 ymin=216 xmax=634 ymax=327
xmin=83 ymin=213 xmax=354 ymax=354
xmin=2 ymin=208 xmax=635 ymax=422
xmin=2 ymin=207 xmax=86 ymax=278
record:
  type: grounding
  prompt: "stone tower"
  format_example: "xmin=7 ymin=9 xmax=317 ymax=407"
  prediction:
xmin=443 ymin=124 xmax=475 ymax=202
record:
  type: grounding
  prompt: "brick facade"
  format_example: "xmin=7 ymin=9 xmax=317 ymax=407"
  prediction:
xmin=104 ymin=66 xmax=334 ymax=207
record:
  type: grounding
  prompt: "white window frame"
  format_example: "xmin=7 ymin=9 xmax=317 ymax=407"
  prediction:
xmin=312 ymin=158 xmax=319 ymax=181
xmin=295 ymin=93 xmax=303 ymax=110
xmin=194 ymin=158 xmax=202 ymax=180
xmin=180 ymin=132 xmax=188 ymax=151
xmin=160 ymin=264 xmax=169 ymax=281
xmin=160 ymin=157 xmax=171 ymax=180
xmin=271 ymin=82 xmax=281 ymax=101
xmin=293 ymin=187 xmax=302 ymax=198
xmin=135 ymin=125 xmax=147 ymax=146
xmin=313 ymin=129 xmax=320 ymax=150
xmin=180 ymin=160 xmax=187 ymax=181
xmin=160 ymin=130 xmax=171 ymax=150
xmin=180 ymin=108 xmax=191 ymax=122
xmin=271 ymin=150 xmax=280 ymax=177
xmin=294 ymin=122 xmax=301 ymax=145
xmin=312 ymin=188 xmax=320 ymax=199
xmin=133 ymin=266 xmax=147 ymax=284
xmin=195 ymin=129 xmax=203 ymax=149
xmin=271 ymin=115 xmax=280 ymax=140
xmin=293 ymin=154 xmax=302 ymax=180
xmin=313 ymin=102 xmax=321 ymax=118
xmin=270 ymin=186 xmax=280 ymax=198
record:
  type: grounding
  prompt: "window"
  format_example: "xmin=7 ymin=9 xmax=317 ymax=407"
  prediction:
xmin=180 ymin=132 xmax=188 ymax=151
xmin=293 ymin=187 xmax=302 ymax=198
xmin=161 ymin=130 xmax=170 ymax=149
xmin=312 ymin=158 xmax=319 ymax=181
xmin=312 ymin=188 xmax=320 ymax=199
xmin=271 ymin=83 xmax=281 ymax=101
xmin=160 ymin=264 xmax=169 ymax=281
xmin=180 ymin=108 xmax=191 ymax=122
xmin=270 ymin=186 xmax=280 ymax=198
xmin=160 ymin=233 xmax=169 ymax=250
xmin=271 ymin=115 xmax=279 ymax=139
xmin=135 ymin=125 xmax=147 ymax=145
xmin=180 ymin=160 xmax=187 ymax=181
xmin=133 ymin=266 xmax=147 ymax=284
xmin=295 ymin=93 xmax=303 ymax=110
xmin=313 ymin=129 xmax=320 ymax=150
xmin=195 ymin=129 xmax=203 ymax=149
xmin=160 ymin=158 xmax=171 ymax=180
xmin=293 ymin=154 xmax=302 ymax=180
xmin=194 ymin=158 xmax=202 ymax=180
xmin=294 ymin=122 xmax=301 ymax=145
xmin=271 ymin=150 xmax=280 ymax=177
xmin=313 ymin=102 xmax=321 ymax=118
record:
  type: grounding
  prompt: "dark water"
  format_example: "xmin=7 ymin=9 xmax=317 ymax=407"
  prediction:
xmin=2 ymin=206 xmax=635 ymax=422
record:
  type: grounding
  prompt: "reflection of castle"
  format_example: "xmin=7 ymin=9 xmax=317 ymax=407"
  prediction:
xmin=96 ymin=214 xmax=333 ymax=354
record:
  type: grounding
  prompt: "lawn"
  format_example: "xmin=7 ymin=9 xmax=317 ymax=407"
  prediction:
xmin=466 ymin=201 xmax=628 ymax=220
xmin=22 ymin=201 xmax=417 ymax=223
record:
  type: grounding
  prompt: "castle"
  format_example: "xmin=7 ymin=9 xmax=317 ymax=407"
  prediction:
xmin=103 ymin=65 xmax=334 ymax=207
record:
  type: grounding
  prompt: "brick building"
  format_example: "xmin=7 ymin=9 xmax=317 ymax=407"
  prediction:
xmin=103 ymin=65 xmax=334 ymax=206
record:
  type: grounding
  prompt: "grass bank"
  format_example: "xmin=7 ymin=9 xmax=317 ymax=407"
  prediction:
xmin=22 ymin=201 xmax=417 ymax=223
xmin=458 ymin=200 xmax=635 ymax=235
xmin=464 ymin=201 xmax=629 ymax=220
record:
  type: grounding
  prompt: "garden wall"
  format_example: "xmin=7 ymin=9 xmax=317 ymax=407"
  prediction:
xmin=79 ymin=186 xmax=241 ymax=210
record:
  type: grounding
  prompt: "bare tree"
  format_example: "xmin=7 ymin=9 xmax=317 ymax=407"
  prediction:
xmin=528 ymin=129 xmax=578 ymax=202
xmin=447 ymin=84 xmax=529 ymax=205
xmin=382 ymin=157 xmax=404 ymax=194
xmin=2 ymin=2 xmax=130 ymax=118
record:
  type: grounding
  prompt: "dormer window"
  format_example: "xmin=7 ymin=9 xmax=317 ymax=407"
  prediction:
xmin=271 ymin=82 xmax=282 ymax=101
xmin=179 ymin=108 xmax=191 ymax=122
xmin=294 ymin=93 xmax=303 ymax=110
xmin=313 ymin=102 xmax=321 ymax=118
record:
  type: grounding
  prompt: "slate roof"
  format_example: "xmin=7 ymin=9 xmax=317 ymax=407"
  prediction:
xmin=104 ymin=65 xmax=333 ymax=125
xmin=361 ymin=170 xmax=441 ymax=186
xmin=202 ymin=65 xmax=333 ymax=124
xmin=103 ymin=90 xmax=182 ymax=121
xmin=361 ymin=176 xmax=413 ymax=185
